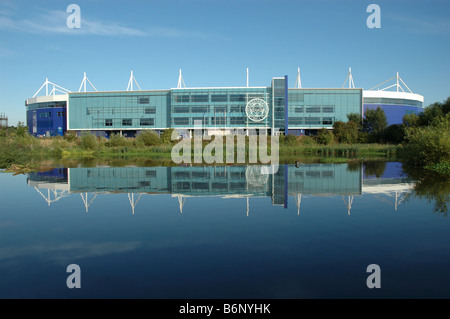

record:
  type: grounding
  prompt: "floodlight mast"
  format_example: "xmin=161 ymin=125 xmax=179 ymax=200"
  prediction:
xmin=78 ymin=72 xmax=98 ymax=92
xmin=127 ymin=70 xmax=141 ymax=91
xmin=32 ymin=78 xmax=71 ymax=97
xmin=369 ymin=72 xmax=414 ymax=93
xmin=295 ymin=67 xmax=302 ymax=88
xmin=247 ymin=68 xmax=249 ymax=88
xmin=177 ymin=69 xmax=186 ymax=88
xmin=342 ymin=67 xmax=355 ymax=89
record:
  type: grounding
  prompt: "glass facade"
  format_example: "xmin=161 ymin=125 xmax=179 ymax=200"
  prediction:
xmin=68 ymin=91 xmax=169 ymax=131
xmin=27 ymin=163 xmax=362 ymax=208
xmin=288 ymin=89 xmax=362 ymax=130
xmin=27 ymin=77 xmax=363 ymax=136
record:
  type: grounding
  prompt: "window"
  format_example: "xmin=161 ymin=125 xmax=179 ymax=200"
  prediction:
xmin=211 ymin=117 xmax=226 ymax=125
xmin=174 ymin=95 xmax=190 ymax=103
xmin=193 ymin=117 xmax=209 ymax=125
xmin=322 ymin=117 xmax=333 ymax=125
xmin=305 ymin=117 xmax=321 ymax=125
xmin=122 ymin=118 xmax=132 ymax=126
xmin=140 ymin=118 xmax=154 ymax=126
xmin=173 ymin=118 xmax=190 ymax=125
xmin=138 ymin=97 xmax=150 ymax=104
xmin=274 ymin=97 xmax=285 ymax=106
xmin=39 ymin=112 xmax=52 ymax=118
xmin=174 ymin=171 xmax=190 ymax=179
xmin=191 ymin=95 xmax=208 ymax=102
xmin=230 ymin=106 xmax=244 ymax=112
xmin=211 ymin=95 xmax=228 ymax=102
xmin=230 ymin=117 xmax=245 ymax=125
xmin=146 ymin=170 xmax=156 ymax=177
xmin=144 ymin=107 xmax=156 ymax=114
xmin=174 ymin=107 xmax=190 ymax=113
xmin=295 ymin=107 xmax=304 ymax=113
xmin=230 ymin=94 xmax=245 ymax=102
xmin=306 ymin=107 xmax=321 ymax=113
xmin=86 ymin=109 xmax=90 ymax=115
xmin=57 ymin=112 xmax=65 ymax=117
xmin=139 ymin=181 xmax=150 ymax=187
xmin=322 ymin=106 xmax=334 ymax=113
xmin=288 ymin=117 xmax=304 ymax=125
xmin=192 ymin=171 xmax=210 ymax=179
xmin=105 ymin=119 xmax=113 ymax=127
xmin=191 ymin=106 xmax=209 ymax=113
xmin=214 ymin=107 xmax=227 ymax=113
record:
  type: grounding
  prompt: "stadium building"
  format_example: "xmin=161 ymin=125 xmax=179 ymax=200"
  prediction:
xmin=25 ymin=68 xmax=423 ymax=137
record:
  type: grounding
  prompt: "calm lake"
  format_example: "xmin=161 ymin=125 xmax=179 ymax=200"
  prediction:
xmin=0 ymin=161 xmax=448 ymax=298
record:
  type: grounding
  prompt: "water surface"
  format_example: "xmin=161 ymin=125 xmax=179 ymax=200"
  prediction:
xmin=0 ymin=162 xmax=448 ymax=298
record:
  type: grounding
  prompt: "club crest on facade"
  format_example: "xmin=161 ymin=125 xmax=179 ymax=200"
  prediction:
xmin=245 ymin=98 xmax=269 ymax=122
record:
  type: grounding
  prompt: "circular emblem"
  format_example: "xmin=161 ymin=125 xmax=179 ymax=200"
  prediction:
xmin=245 ymin=165 xmax=269 ymax=188
xmin=245 ymin=98 xmax=269 ymax=122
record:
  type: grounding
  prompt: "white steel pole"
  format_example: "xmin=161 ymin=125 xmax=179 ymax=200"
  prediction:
xmin=246 ymin=68 xmax=249 ymax=87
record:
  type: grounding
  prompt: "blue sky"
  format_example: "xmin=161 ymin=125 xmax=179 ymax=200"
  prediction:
xmin=0 ymin=0 xmax=449 ymax=125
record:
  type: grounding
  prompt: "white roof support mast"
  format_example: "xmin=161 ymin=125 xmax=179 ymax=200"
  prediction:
xmin=78 ymin=72 xmax=97 ymax=92
xmin=33 ymin=78 xmax=71 ymax=97
xmin=295 ymin=67 xmax=302 ymax=88
xmin=127 ymin=70 xmax=142 ymax=91
xmin=369 ymin=72 xmax=413 ymax=93
xmin=247 ymin=67 xmax=249 ymax=88
xmin=342 ymin=67 xmax=355 ymax=89
xmin=177 ymin=69 xmax=186 ymax=89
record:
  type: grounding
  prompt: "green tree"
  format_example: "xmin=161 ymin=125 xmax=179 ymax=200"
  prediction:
xmin=382 ymin=124 xmax=405 ymax=144
xmin=402 ymin=113 xmax=419 ymax=127
xmin=419 ymin=102 xmax=444 ymax=126
xmin=136 ymin=130 xmax=160 ymax=146
xmin=106 ymin=133 xmax=129 ymax=147
xmin=403 ymin=113 xmax=450 ymax=167
xmin=347 ymin=113 xmax=362 ymax=130
xmin=160 ymin=128 xmax=177 ymax=144
xmin=80 ymin=132 xmax=98 ymax=150
xmin=333 ymin=121 xmax=358 ymax=144
xmin=16 ymin=121 xmax=28 ymax=137
xmin=314 ymin=128 xmax=334 ymax=145
xmin=363 ymin=107 xmax=388 ymax=135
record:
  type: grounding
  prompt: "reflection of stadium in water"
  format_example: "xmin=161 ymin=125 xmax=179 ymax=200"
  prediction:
xmin=27 ymin=163 xmax=413 ymax=215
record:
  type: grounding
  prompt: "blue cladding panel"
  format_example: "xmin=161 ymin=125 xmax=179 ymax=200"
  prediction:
xmin=364 ymin=104 xmax=423 ymax=126
xmin=26 ymin=107 xmax=66 ymax=137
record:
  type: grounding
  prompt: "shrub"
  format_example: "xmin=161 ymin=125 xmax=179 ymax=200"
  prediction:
xmin=314 ymin=128 xmax=334 ymax=145
xmin=363 ymin=107 xmax=388 ymax=135
xmin=160 ymin=128 xmax=177 ymax=144
xmin=80 ymin=132 xmax=98 ymax=150
xmin=403 ymin=114 xmax=450 ymax=167
xmin=333 ymin=121 xmax=358 ymax=144
xmin=298 ymin=135 xmax=316 ymax=145
xmin=382 ymin=124 xmax=405 ymax=144
xmin=136 ymin=130 xmax=160 ymax=146
xmin=280 ymin=134 xmax=298 ymax=146
xmin=106 ymin=133 xmax=130 ymax=147
xmin=64 ymin=131 xmax=78 ymax=143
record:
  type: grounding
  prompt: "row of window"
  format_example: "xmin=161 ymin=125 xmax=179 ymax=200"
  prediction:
xmin=84 ymin=104 xmax=337 ymax=116
xmin=173 ymin=94 xmax=268 ymax=103
xmin=288 ymin=117 xmax=334 ymax=125
xmin=86 ymin=107 xmax=156 ymax=115
xmin=172 ymin=105 xmax=245 ymax=113
xmin=172 ymin=117 xmax=246 ymax=126
xmin=104 ymin=118 xmax=155 ymax=127
xmin=38 ymin=112 xmax=65 ymax=118
xmin=291 ymin=106 xmax=335 ymax=113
